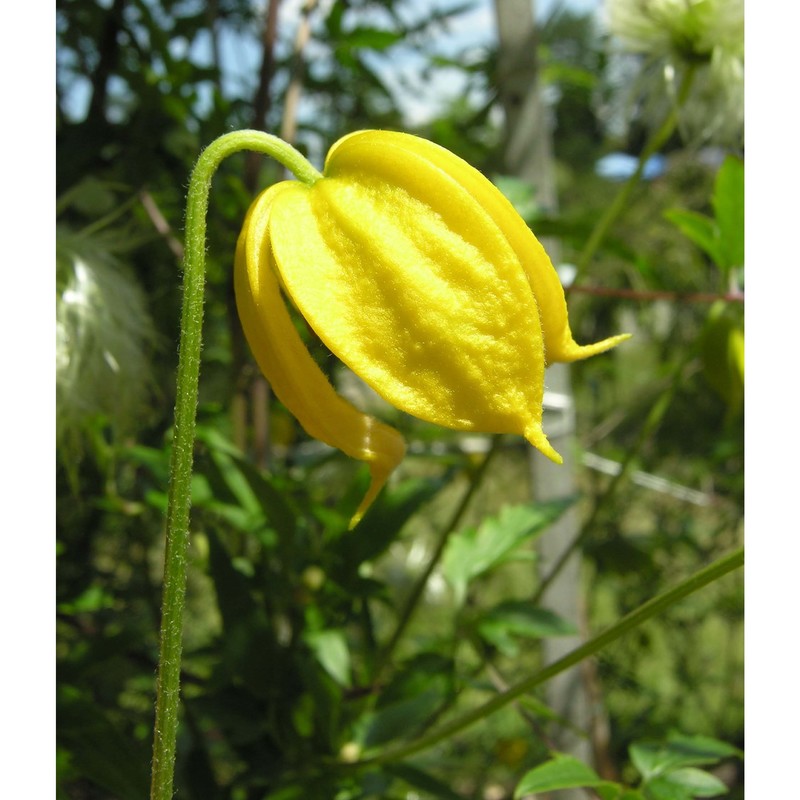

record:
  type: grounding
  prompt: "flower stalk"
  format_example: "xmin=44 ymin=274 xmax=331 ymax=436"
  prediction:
xmin=150 ymin=131 xmax=320 ymax=800
xmin=152 ymin=127 xmax=629 ymax=798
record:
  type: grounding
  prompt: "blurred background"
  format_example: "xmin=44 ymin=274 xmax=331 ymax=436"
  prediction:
xmin=56 ymin=1 xmax=744 ymax=798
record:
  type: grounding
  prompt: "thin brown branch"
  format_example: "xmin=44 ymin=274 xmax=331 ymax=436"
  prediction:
xmin=139 ymin=190 xmax=184 ymax=261
xmin=243 ymin=0 xmax=319 ymax=464
xmin=205 ymin=0 xmax=223 ymax=93
xmin=245 ymin=0 xmax=282 ymax=192
xmin=253 ymin=0 xmax=282 ymax=131
xmin=280 ymin=0 xmax=319 ymax=146
xmin=87 ymin=0 xmax=127 ymax=123
xmin=567 ymin=285 xmax=744 ymax=304
xmin=237 ymin=1 xmax=284 ymax=456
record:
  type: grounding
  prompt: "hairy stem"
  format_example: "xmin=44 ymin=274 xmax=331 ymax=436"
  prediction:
xmin=150 ymin=131 xmax=320 ymax=800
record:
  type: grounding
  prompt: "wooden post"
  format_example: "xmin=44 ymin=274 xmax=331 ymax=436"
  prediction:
xmin=494 ymin=1 xmax=593 ymax=791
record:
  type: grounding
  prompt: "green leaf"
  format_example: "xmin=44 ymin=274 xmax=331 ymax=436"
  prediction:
xmin=631 ymin=734 xmax=740 ymax=781
xmin=125 ymin=443 xmax=170 ymax=484
xmin=514 ymin=753 xmax=616 ymax=797
xmin=191 ymin=427 xmax=297 ymax=543
xmin=59 ymin=176 xmax=117 ymax=217
xmin=595 ymin=787 xmax=646 ymax=800
xmin=646 ymin=768 xmax=728 ymax=799
xmin=477 ymin=601 xmax=576 ymax=655
xmin=338 ymin=26 xmax=403 ymax=51
xmin=699 ymin=301 xmax=744 ymax=413
xmin=443 ymin=500 xmax=572 ymax=605
xmin=665 ymin=156 xmax=744 ymax=277
xmin=205 ymin=528 xmax=296 ymax=697
xmin=642 ymin=778 xmax=693 ymax=800
xmin=58 ymin=688 xmax=150 ymax=800
xmin=631 ymin=743 xmax=665 ymax=780
xmin=360 ymin=654 xmax=454 ymax=747
xmin=229 ymin=454 xmax=299 ymax=541
xmin=57 ymin=584 xmax=115 ymax=614
xmin=362 ymin=686 xmax=448 ymax=748
xmin=599 ymin=789 xmax=646 ymax=800
xmin=380 ymin=652 xmax=454 ymax=706
xmin=541 ymin=61 xmax=599 ymax=89
xmin=304 ymin=629 xmax=352 ymax=688
xmin=197 ymin=427 xmax=263 ymax=518
xmin=712 ymin=156 xmax=744 ymax=271
xmin=337 ymin=475 xmax=449 ymax=569
xmin=664 ymin=733 xmax=742 ymax=763
xmin=207 ymin=527 xmax=259 ymax=628
xmin=663 ymin=209 xmax=723 ymax=267
xmin=494 ymin=174 xmax=541 ymax=223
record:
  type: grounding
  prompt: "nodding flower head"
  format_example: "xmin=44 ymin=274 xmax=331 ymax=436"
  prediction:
xmin=235 ymin=130 xmax=629 ymax=525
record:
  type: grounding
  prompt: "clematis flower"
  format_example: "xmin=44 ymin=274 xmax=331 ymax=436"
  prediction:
xmin=605 ymin=0 xmax=744 ymax=146
xmin=235 ymin=130 xmax=628 ymax=525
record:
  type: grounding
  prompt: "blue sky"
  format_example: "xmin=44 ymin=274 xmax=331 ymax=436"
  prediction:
xmin=283 ymin=0 xmax=601 ymax=125
xmin=272 ymin=0 xmax=605 ymax=126
xmin=60 ymin=0 xmax=605 ymax=127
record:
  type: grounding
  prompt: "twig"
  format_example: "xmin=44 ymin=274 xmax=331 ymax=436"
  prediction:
xmin=567 ymin=285 xmax=744 ymax=304
xmin=373 ymin=436 xmax=503 ymax=679
xmin=139 ymin=190 xmax=184 ymax=260
xmin=280 ymin=0 xmax=318 ymax=147
xmin=349 ymin=546 xmax=743 ymax=767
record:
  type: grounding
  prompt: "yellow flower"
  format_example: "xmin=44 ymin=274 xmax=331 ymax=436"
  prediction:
xmin=235 ymin=130 xmax=628 ymax=525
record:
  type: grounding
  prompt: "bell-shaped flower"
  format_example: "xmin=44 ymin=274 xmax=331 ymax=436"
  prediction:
xmin=235 ymin=130 xmax=628 ymax=525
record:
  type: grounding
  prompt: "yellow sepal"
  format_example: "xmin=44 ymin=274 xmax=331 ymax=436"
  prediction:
xmin=235 ymin=130 xmax=631 ymax=522
xmin=268 ymin=140 xmax=561 ymax=463
xmin=234 ymin=184 xmax=406 ymax=527
xmin=327 ymin=131 xmax=630 ymax=365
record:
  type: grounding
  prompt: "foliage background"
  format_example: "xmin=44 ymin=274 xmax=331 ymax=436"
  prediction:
xmin=54 ymin=1 xmax=744 ymax=798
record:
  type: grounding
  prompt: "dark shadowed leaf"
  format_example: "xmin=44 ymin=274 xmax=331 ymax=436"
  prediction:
xmin=58 ymin=688 xmax=150 ymax=800
xmin=337 ymin=474 xmax=450 ymax=569
xmin=388 ymin=763 xmax=465 ymax=800
xmin=477 ymin=601 xmax=577 ymax=655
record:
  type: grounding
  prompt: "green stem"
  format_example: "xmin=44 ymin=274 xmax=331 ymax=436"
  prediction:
xmin=354 ymin=546 xmax=743 ymax=767
xmin=150 ymin=131 xmax=320 ymax=800
xmin=573 ymin=66 xmax=696 ymax=284
xmin=373 ymin=436 xmax=502 ymax=679
xmin=78 ymin=191 xmax=141 ymax=237
xmin=533 ymin=67 xmax=699 ymax=609
xmin=532 ymin=354 xmax=694 ymax=605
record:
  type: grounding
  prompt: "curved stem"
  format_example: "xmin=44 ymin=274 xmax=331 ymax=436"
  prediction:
xmin=149 ymin=131 xmax=320 ymax=800
xmin=353 ymin=546 xmax=743 ymax=767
